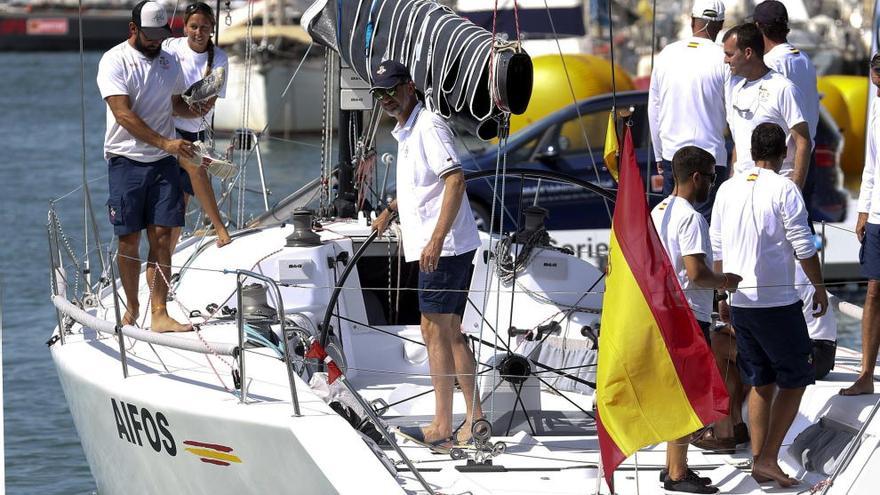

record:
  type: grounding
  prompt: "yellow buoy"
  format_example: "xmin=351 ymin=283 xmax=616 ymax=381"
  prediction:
xmin=509 ymin=54 xmax=633 ymax=135
xmin=818 ymin=75 xmax=869 ymax=188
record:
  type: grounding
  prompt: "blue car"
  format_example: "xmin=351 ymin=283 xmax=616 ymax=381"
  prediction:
xmin=461 ymin=90 xmax=848 ymax=231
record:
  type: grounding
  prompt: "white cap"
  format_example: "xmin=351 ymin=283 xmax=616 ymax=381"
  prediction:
xmin=691 ymin=0 xmax=725 ymax=21
xmin=132 ymin=1 xmax=171 ymax=40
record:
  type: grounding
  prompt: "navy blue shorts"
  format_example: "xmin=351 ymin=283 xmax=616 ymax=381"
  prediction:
xmin=175 ymin=128 xmax=206 ymax=196
xmin=661 ymin=161 xmax=728 ymax=225
xmin=418 ymin=250 xmax=475 ymax=317
xmin=730 ymin=301 xmax=815 ymax=389
xmin=106 ymin=155 xmax=185 ymax=236
xmin=860 ymin=223 xmax=880 ymax=280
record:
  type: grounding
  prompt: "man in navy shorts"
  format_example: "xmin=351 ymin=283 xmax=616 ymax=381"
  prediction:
xmin=370 ymin=60 xmax=483 ymax=450
xmin=841 ymin=54 xmax=880 ymax=396
xmin=96 ymin=1 xmax=208 ymax=332
xmin=711 ymin=123 xmax=827 ymax=487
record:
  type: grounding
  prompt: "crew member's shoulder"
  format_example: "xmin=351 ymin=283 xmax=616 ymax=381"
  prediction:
xmin=100 ymin=41 xmax=130 ymax=63
xmin=417 ymin=107 xmax=453 ymax=132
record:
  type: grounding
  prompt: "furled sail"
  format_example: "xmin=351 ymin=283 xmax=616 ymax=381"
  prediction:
xmin=301 ymin=0 xmax=533 ymax=139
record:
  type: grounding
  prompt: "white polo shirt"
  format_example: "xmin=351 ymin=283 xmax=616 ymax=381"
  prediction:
xmin=648 ymin=36 xmax=728 ymax=166
xmin=392 ymin=102 xmax=481 ymax=262
xmin=710 ymin=167 xmax=816 ymax=308
xmin=858 ymin=98 xmax=880 ymax=224
xmin=651 ymin=195 xmax=714 ymax=322
xmin=162 ymin=37 xmax=228 ymax=133
xmin=725 ymin=70 xmax=806 ymax=176
xmin=764 ymin=43 xmax=819 ymax=144
xmin=97 ymin=41 xmax=185 ymax=161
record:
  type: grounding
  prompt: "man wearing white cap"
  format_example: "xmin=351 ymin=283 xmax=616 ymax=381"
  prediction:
xmin=96 ymin=1 xmax=209 ymax=332
xmin=648 ymin=0 xmax=728 ymax=224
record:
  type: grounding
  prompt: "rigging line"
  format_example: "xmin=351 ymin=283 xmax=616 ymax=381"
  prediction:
xmin=541 ymin=0 xmax=611 ymax=223
xmin=454 ymin=129 xmax=517 ymax=226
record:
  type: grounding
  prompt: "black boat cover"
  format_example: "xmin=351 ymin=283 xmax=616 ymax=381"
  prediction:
xmin=302 ymin=0 xmax=533 ymax=140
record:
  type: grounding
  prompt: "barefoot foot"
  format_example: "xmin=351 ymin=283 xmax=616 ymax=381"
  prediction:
xmin=840 ymin=377 xmax=874 ymax=396
xmin=122 ymin=309 xmax=139 ymax=327
xmin=216 ymin=228 xmax=232 ymax=248
xmin=751 ymin=461 xmax=799 ymax=487
xmin=150 ymin=313 xmax=193 ymax=333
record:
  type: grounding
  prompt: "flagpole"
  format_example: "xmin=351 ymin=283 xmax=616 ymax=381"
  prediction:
xmin=633 ymin=451 xmax=640 ymax=495
xmin=595 ymin=451 xmax=603 ymax=494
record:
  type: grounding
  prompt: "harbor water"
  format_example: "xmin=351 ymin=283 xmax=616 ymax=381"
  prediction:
xmin=0 ymin=51 xmax=869 ymax=493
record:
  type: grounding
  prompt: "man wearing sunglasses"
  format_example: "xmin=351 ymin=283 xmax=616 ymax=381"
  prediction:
xmin=650 ymin=145 xmax=741 ymax=494
xmin=97 ymin=1 xmax=209 ymax=333
xmin=370 ymin=60 xmax=483 ymax=451
xmin=722 ymin=23 xmax=811 ymax=190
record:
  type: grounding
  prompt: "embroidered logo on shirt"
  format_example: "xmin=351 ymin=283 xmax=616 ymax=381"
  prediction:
xmin=687 ymin=42 xmax=700 ymax=48
xmin=747 ymin=173 xmax=759 ymax=182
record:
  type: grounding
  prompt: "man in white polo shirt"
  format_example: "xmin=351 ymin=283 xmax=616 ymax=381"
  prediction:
xmin=648 ymin=0 xmax=728 ymax=223
xmin=370 ymin=60 xmax=483 ymax=450
xmin=722 ymin=23 xmax=811 ymax=188
xmin=841 ymin=54 xmax=880 ymax=396
xmin=652 ymin=146 xmax=741 ymax=494
xmin=710 ymin=123 xmax=826 ymax=487
xmin=97 ymin=1 xmax=207 ymax=332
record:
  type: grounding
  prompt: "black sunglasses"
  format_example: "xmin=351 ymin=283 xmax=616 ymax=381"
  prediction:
xmin=372 ymin=87 xmax=398 ymax=101
xmin=185 ymin=2 xmax=213 ymax=16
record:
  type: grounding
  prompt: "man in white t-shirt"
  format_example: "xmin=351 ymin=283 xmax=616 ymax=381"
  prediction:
xmin=722 ymin=23 xmax=811 ymax=188
xmin=710 ymin=123 xmax=826 ymax=487
xmin=370 ymin=61 xmax=483 ymax=450
xmin=841 ymin=55 xmax=880 ymax=396
xmin=753 ymin=1 xmax=836 ymax=380
xmin=651 ymin=146 xmax=741 ymax=494
xmin=96 ymin=1 xmax=208 ymax=332
xmin=649 ymin=0 xmax=728 ymax=223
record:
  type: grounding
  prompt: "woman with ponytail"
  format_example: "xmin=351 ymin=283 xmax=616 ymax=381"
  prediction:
xmin=164 ymin=2 xmax=231 ymax=248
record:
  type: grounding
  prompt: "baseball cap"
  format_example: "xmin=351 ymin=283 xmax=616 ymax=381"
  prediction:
xmin=370 ymin=60 xmax=412 ymax=91
xmin=132 ymin=1 xmax=172 ymax=40
xmin=691 ymin=0 xmax=725 ymax=21
xmin=754 ymin=0 xmax=788 ymax=26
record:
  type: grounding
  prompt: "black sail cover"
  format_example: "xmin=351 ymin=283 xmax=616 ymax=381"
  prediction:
xmin=301 ymin=0 xmax=533 ymax=140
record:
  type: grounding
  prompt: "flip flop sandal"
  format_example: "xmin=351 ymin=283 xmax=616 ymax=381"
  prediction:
xmin=397 ymin=426 xmax=453 ymax=453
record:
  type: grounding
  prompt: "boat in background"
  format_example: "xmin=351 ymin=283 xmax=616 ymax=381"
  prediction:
xmin=212 ymin=0 xmax=327 ymax=135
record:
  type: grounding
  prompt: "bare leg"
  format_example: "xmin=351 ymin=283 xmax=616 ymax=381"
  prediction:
xmin=117 ymin=231 xmax=141 ymax=325
xmin=421 ymin=312 xmax=456 ymax=443
xmin=447 ymin=315 xmax=483 ymax=443
xmin=146 ymin=225 xmax=192 ymax=332
xmin=750 ymin=384 xmax=802 ymax=487
xmin=841 ymin=280 xmax=880 ymax=395
xmin=711 ymin=329 xmax=741 ymax=438
xmin=179 ymin=157 xmax=231 ymax=247
xmin=170 ymin=193 xmax=190 ymax=252
xmin=666 ymin=437 xmax=689 ymax=480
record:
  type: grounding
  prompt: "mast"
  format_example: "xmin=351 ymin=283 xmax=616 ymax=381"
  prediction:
xmin=333 ymin=109 xmax=360 ymax=219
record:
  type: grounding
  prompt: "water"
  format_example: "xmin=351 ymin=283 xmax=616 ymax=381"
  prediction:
xmin=0 ymin=51 xmax=869 ymax=493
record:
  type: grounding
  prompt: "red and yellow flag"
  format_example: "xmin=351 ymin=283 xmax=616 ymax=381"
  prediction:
xmin=603 ymin=110 xmax=619 ymax=181
xmin=595 ymin=127 xmax=728 ymax=489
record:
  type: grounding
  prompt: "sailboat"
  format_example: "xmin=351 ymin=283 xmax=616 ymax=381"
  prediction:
xmin=46 ymin=0 xmax=880 ymax=493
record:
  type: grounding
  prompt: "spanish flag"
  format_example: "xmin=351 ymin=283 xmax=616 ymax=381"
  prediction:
xmin=603 ymin=110 xmax=619 ymax=180
xmin=595 ymin=128 xmax=728 ymax=489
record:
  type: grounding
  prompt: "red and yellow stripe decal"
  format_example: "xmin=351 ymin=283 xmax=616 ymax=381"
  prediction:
xmin=184 ymin=440 xmax=242 ymax=466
